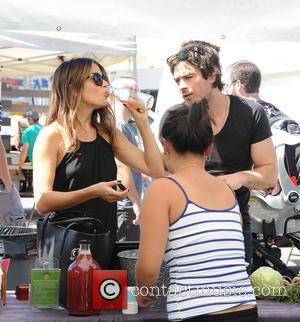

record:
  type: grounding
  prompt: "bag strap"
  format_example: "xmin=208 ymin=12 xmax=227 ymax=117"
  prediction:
xmin=51 ymin=216 xmax=105 ymax=227
xmin=59 ymin=222 xmax=79 ymax=258
xmin=58 ymin=219 xmax=110 ymax=258
xmin=39 ymin=212 xmax=108 ymax=257
xmin=48 ymin=210 xmax=105 ymax=226
xmin=39 ymin=212 xmax=56 ymax=257
xmin=26 ymin=201 xmax=36 ymax=228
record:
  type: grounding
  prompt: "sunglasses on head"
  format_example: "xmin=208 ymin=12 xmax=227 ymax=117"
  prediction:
xmin=167 ymin=46 xmax=203 ymax=68
xmin=87 ymin=73 xmax=107 ymax=86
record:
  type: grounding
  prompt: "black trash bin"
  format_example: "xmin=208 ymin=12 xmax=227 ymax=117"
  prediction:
xmin=0 ymin=226 xmax=37 ymax=290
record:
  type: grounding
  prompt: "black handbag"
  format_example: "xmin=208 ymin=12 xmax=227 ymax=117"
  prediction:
xmin=37 ymin=210 xmax=111 ymax=307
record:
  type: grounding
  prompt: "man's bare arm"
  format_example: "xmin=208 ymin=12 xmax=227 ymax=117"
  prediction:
xmin=218 ymin=137 xmax=278 ymax=190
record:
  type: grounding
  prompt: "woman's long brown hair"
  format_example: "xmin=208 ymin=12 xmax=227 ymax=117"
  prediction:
xmin=46 ymin=57 xmax=115 ymax=151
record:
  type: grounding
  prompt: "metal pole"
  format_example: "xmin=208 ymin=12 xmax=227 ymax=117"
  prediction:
xmin=132 ymin=35 xmax=138 ymax=85
xmin=132 ymin=55 xmax=138 ymax=80
xmin=131 ymin=40 xmax=143 ymax=147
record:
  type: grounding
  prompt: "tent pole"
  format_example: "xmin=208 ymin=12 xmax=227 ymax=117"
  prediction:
xmin=131 ymin=43 xmax=143 ymax=147
xmin=132 ymin=56 xmax=138 ymax=83
xmin=132 ymin=35 xmax=138 ymax=80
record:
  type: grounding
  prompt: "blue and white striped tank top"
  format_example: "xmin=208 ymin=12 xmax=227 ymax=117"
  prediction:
xmin=164 ymin=177 xmax=256 ymax=321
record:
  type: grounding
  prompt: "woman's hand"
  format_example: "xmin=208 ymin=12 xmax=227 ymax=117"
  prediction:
xmin=122 ymin=100 xmax=149 ymax=124
xmin=136 ymin=292 xmax=156 ymax=308
xmin=92 ymin=180 xmax=129 ymax=202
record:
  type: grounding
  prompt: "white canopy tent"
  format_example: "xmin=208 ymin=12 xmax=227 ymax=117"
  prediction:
xmin=0 ymin=30 xmax=137 ymax=76
xmin=0 ymin=0 xmax=300 ymax=41
xmin=0 ymin=0 xmax=299 ymax=77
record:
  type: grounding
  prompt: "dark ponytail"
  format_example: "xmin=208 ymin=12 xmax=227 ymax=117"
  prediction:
xmin=161 ymin=99 xmax=213 ymax=155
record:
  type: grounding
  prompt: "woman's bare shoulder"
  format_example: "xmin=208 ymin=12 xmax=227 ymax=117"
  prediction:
xmin=35 ymin=123 xmax=66 ymax=153
xmin=145 ymin=177 xmax=179 ymax=195
xmin=38 ymin=122 xmax=63 ymax=140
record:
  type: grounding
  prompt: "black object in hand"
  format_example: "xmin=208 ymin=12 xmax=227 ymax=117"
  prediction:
xmin=117 ymin=183 xmax=127 ymax=191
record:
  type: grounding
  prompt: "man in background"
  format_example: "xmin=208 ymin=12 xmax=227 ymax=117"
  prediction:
xmin=19 ymin=110 xmax=42 ymax=167
xmin=225 ymin=60 xmax=300 ymax=134
xmin=18 ymin=110 xmax=42 ymax=192
xmin=226 ymin=60 xmax=300 ymax=189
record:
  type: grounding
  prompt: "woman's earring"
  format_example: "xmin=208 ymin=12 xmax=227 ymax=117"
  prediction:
xmin=205 ymin=155 xmax=210 ymax=161
xmin=164 ymin=151 xmax=170 ymax=160
xmin=97 ymin=112 xmax=101 ymax=123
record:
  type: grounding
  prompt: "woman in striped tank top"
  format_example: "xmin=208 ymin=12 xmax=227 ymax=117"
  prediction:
xmin=136 ymin=99 xmax=258 ymax=321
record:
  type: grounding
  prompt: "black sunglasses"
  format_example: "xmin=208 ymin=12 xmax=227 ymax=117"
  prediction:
xmin=167 ymin=47 xmax=203 ymax=68
xmin=87 ymin=73 xmax=107 ymax=86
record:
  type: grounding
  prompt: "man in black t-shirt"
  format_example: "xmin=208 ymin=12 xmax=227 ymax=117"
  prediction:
xmin=164 ymin=41 xmax=278 ymax=271
xmin=226 ymin=60 xmax=300 ymax=188
xmin=225 ymin=60 xmax=300 ymax=135
xmin=0 ymin=102 xmax=13 ymax=191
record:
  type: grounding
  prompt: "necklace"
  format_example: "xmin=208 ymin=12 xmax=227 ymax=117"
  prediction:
xmin=177 ymin=164 xmax=205 ymax=172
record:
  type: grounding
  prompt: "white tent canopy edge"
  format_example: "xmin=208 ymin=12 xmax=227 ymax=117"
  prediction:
xmin=0 ymin=30 xmax=137 ymax=76
xmin=1 ymin=0 xmax=300 ymax=41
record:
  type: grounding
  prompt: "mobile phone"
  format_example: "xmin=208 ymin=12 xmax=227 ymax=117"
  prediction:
xmin=117 ymin=183 xmax=128 ymax=191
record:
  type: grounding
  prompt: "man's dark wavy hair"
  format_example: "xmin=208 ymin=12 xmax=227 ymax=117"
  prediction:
xmin=167 ymin=40 xmax=224 ymax=91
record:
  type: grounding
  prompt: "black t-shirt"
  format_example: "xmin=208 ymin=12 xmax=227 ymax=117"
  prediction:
xmin=206 ymin=96 xmax=271 ymax=174
xmin=159 ymin=96 xmax=272 ymax=214
xmin=207 ymin=96 xmax=272 ymax=213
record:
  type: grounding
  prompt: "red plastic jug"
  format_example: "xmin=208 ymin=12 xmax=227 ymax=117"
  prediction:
xmin=67 ymin=240 xmax=100 ymax=315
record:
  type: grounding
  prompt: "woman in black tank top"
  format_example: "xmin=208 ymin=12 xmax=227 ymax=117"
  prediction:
xmin=33 ymin=58 xmax=164 ymax=266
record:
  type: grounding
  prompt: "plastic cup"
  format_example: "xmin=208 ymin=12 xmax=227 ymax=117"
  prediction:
xmin=109 ymin=87 xmax=154 ymax=111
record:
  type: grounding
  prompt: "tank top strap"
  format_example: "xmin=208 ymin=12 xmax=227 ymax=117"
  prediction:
xmin=163 ymin=176 xmax=189 ymax=202
xmin=96 ymin=130 xmax=111 ymax=146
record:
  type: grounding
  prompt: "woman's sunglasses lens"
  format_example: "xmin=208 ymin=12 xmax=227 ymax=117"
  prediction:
xmin=93 ymin=74 xmax=104 ymax=86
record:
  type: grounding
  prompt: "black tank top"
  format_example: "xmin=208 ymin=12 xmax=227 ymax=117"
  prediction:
xmin=53 ymin=132 xmax=117 ymax=232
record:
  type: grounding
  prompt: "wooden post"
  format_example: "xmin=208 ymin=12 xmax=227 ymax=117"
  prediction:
xmin=2 ymin=271 xmax=7 ymax=305
xmin=0 ymin=259 xmax=10 ymax=305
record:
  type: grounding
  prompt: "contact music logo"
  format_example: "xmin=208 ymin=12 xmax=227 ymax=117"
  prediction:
xmin=92 ymin=270 xmax=128 ymax=309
